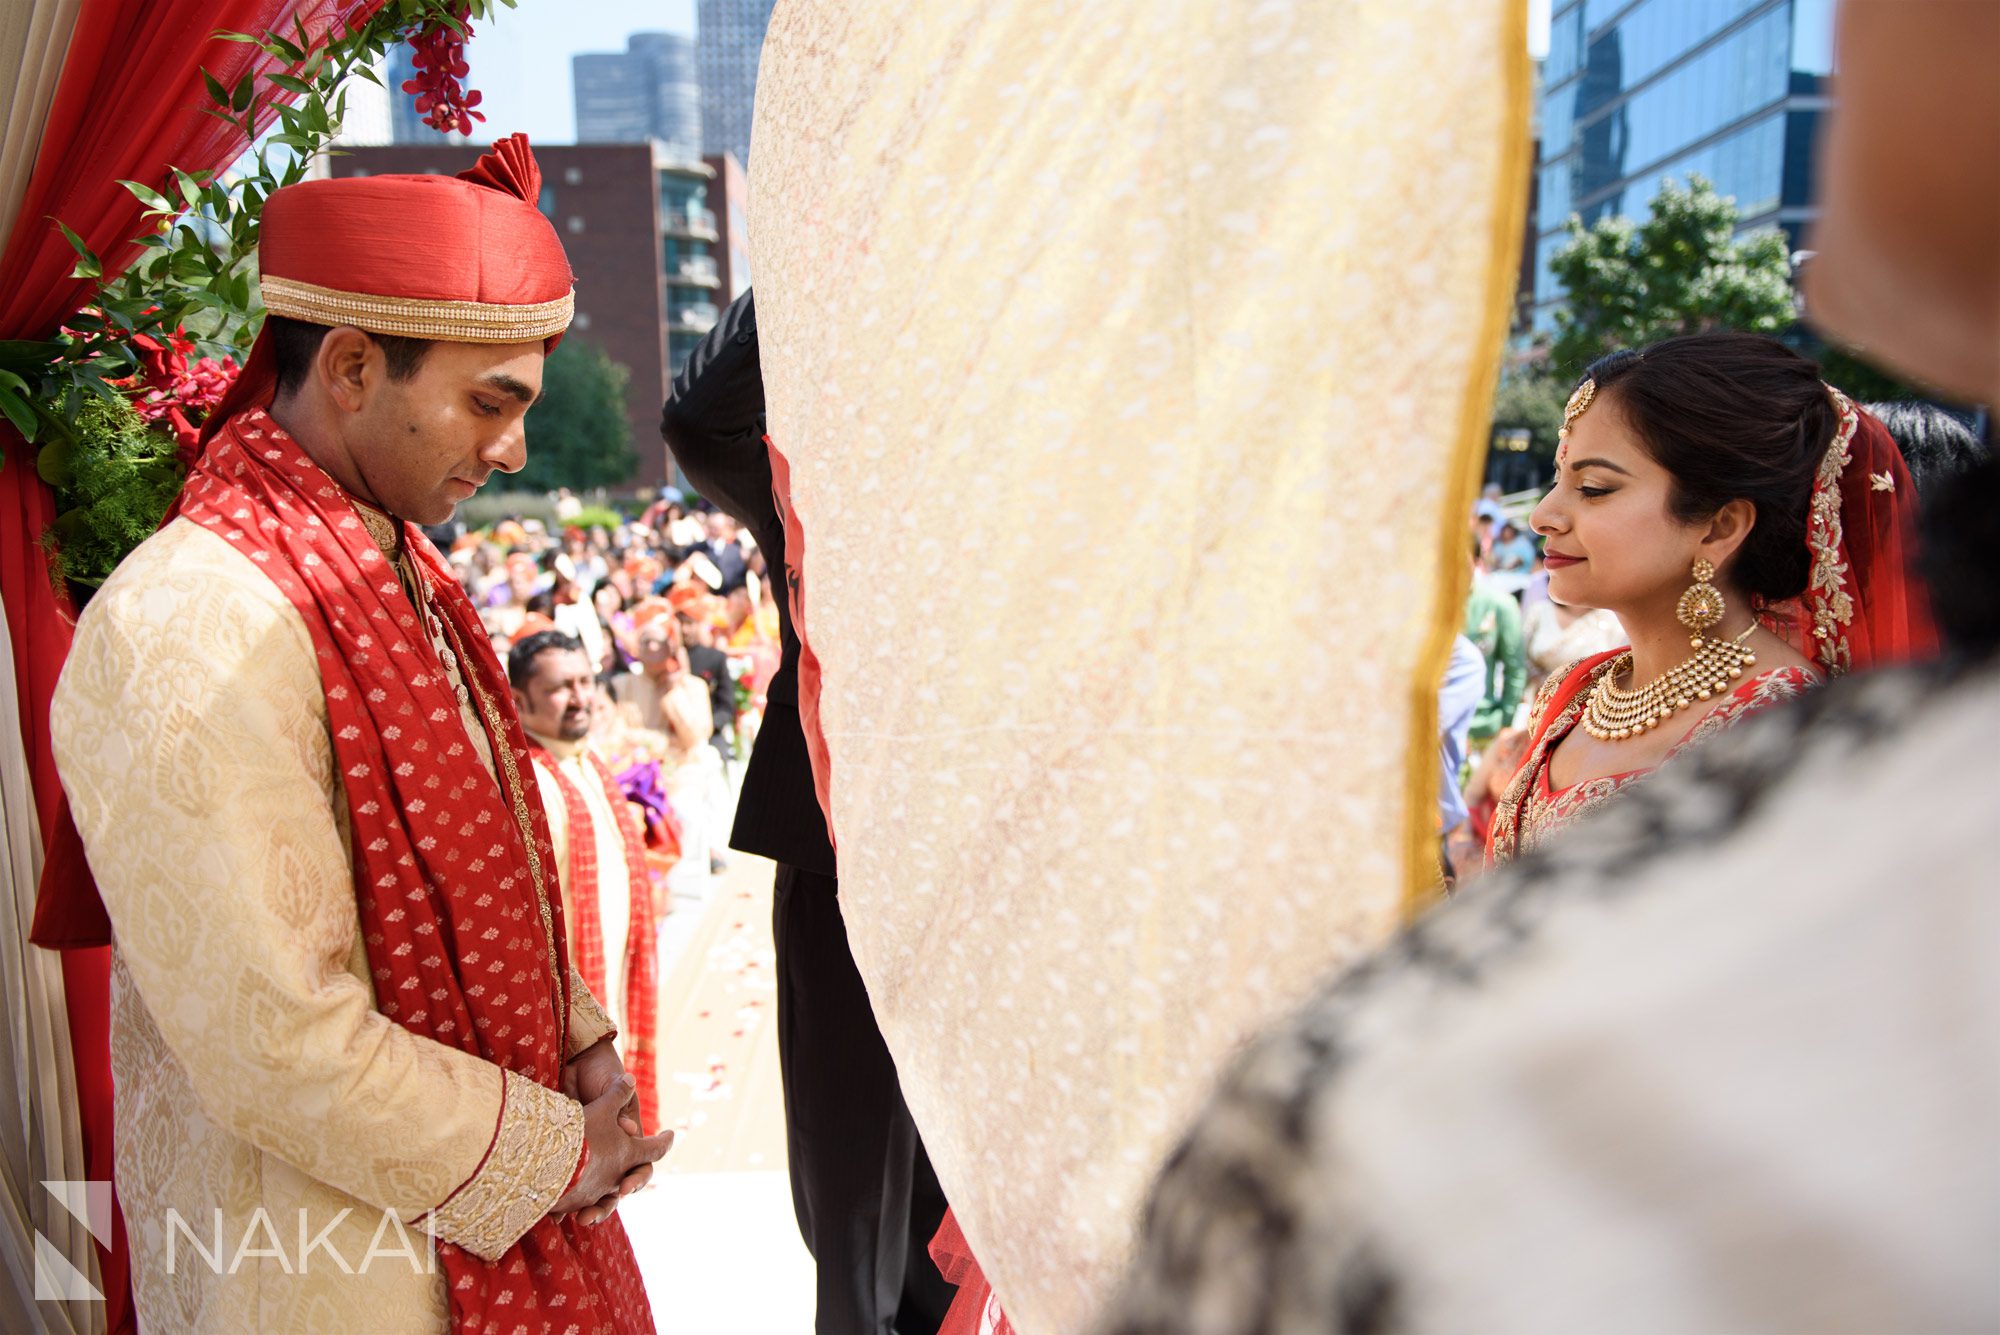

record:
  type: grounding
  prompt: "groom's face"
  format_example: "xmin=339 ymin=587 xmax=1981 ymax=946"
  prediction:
xmin=349 ymin=336 xmax=546 ymax=525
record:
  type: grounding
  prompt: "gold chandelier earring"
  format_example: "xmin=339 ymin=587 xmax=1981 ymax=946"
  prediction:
xmin=1676 ymin=557 xmax=1725 ymax=643
xmin=1583 ymin=556 xmax=1758 ymax=741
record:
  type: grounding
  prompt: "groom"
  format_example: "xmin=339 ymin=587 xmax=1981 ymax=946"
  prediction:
xmin=49 ymin=137 xmax=669 ymax=1332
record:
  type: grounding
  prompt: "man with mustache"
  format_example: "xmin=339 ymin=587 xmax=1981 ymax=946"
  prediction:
xmin=514 ymin=630 xmax=665 ymax=1134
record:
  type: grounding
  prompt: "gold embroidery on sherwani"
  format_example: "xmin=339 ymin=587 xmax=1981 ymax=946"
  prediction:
xmin=422 ymin=1070 xmax=585 ymax=1262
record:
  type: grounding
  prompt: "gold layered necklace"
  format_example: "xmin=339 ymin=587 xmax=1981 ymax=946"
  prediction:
xmin=1582 ymin=624 xmax=1758 ymax=742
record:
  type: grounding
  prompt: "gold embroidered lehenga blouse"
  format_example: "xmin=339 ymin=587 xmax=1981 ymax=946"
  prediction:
xmin=1488 ymin=650 xmax=1819 ymax=863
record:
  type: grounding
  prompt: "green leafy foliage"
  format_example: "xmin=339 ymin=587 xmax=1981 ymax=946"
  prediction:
xmin=39 ymin=394 xmax=184 ymax=588
xmin=568 ymin=504 xmax=628 ymax=533
xmin=517 ymin=338 xmax=638 ymax=493
xmin=1547 ymin=176 xmax=1796 ymax=380
xmin=1489 ymin=345 xmax=1569 ymax=461
xmin=9 ymin=0 xmax=517 ymax=588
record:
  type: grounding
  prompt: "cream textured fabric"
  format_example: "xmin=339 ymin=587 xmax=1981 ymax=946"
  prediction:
xmin=51 ymin=519 xmax=607 ymax=1333
xmin=750 ymin=1 xmax=1528 ymax=1327
xmin=0 ymin=0 xmax=79 ymax=251
xmin=0 ymin=8 xmax=91 ymax=1316
xmin=0 ymin=580 xmax=95 ymax=1335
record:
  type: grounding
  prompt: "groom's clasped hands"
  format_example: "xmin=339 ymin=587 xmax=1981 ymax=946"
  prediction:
xmin=554 ymin=1038 xmax=674 ymax=1225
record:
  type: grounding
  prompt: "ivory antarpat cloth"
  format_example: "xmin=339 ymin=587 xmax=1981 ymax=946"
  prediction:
xmin=750 ymin=2 xmax=1529 ymax=1327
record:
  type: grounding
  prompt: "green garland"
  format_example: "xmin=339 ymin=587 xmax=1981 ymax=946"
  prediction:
xmin=38 ymin=394 xmax=184 ymax=588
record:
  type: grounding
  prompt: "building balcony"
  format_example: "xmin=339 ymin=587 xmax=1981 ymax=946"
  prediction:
xmin=669 ymin=301 xmax=720 ymax=333
xmin=673 ymin=255 xmax=721 ymax=287
xmin=663 ymin=206 xmax=718 ymax=240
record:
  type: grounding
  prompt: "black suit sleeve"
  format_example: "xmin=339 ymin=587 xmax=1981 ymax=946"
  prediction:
xmin=660 ymin=289 xmax=772 ymax=531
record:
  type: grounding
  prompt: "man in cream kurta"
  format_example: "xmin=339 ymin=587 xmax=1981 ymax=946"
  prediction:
xmin=514 ymin=633 xmax=637 ymax=1030
xmin=51 ymin=513 xmax=619 ymax=1331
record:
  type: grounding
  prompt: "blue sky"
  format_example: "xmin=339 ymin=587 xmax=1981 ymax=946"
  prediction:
xmin=465 ymin=0 xmax=698 ymax=144
xmin=457 ymin=0 xmax=1548 ymax=145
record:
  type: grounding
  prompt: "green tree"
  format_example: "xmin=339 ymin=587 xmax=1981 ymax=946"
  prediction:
xmin=1547 ymin=176 xmax=1795 ymax=380
xmin=1489 ymin=344 xmax=1569 ymax=463
xmin=517 ymin=337 xmax=636 ymax=492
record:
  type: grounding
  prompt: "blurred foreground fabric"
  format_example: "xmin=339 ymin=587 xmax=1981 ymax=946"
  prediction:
xmin=750 ymin=1 xmax=1529 ymax=1326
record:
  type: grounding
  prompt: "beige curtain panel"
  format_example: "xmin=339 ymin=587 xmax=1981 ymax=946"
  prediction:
xmin=0 ymin=0 xmax=82 ymax=252
xmin=752 ymin=0 xmax=1528 ymax=1326
xmin=0 ymin=4 xmax=98 ymax=1332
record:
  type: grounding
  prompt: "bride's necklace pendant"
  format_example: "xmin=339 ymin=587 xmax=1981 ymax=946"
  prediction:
xmin=1582 ymin=624 xmax=1757 ymax=742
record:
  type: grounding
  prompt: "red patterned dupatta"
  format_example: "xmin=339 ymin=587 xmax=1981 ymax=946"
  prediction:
xmin=528 ymin=745 xmax=662 ymax=1133
xmin=175 ymin=408 xmax=653 ymax=1333
xmin=1759 ymin=390 xmax=1938 ymax=675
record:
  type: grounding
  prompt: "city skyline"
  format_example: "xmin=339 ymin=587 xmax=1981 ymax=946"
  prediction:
xmin=573 ymin=32 xmax=703 ymax=157
xmin=383 ymin=1 xmax=1553 ymax=149
xmin=697 ymin=0 xmax=778 ymax=167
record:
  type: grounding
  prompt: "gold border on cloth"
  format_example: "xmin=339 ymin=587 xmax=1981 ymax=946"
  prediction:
xmin=1406 ymin=0 xmax=1534 ymax=918
xmin=259 ymin=275 xmax=573 ymax=343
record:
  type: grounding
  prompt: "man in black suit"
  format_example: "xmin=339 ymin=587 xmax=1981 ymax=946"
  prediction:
xmin=699 ymin=511 xmax=751 ymax=589
xmin=661 ymin=290 xmax=955 ymax=1335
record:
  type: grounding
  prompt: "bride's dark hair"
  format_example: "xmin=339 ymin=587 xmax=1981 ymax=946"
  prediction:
xmin=1582 ymin=332 xmax=1833 ymax=603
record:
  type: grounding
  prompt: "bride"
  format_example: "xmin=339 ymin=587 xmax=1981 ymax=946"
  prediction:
xmin=1489 ymin=331 xmax=1935 ymax=863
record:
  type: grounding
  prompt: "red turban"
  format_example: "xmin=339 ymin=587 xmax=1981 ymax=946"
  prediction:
xmin=199 ymin=134 xmax=573 ymax=446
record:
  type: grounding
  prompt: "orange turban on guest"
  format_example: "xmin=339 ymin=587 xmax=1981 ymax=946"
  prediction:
xmin=665 ymin=582 xmax=711 ymax=615
xmin=510 ymin=612 xmax=559 ymax=644
xmin=198 ymin=134 xmax=574 ymax=447
xmin=629 ymin=597 xmax=676 ymax=630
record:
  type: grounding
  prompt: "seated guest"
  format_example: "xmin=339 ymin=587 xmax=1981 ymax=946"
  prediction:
xmin=700 ymin=510 xmax=750 ymax=587
xmin=1488 ymin=519 xmax=1538 ymax=572
xmin=481 ymin=550 xmax=540 ymax=640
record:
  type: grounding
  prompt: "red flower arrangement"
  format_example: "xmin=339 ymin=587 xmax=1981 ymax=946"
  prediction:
xmin=126 ymin=330 xmax=239 ymax=459
xmin=401 ymin=4 xmax=487 ymax=137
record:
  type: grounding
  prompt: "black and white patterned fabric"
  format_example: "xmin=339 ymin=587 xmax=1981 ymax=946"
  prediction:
xmin=1096 ymin=655 xmax=1999 ymax=1335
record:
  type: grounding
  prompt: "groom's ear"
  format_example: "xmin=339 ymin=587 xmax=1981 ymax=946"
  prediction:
xmin=316 ymin=326 xmax=379 ymax=414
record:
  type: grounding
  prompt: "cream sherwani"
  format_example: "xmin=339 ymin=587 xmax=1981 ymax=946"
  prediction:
xmin=526 ymin=734 xmax=635 ymax=1034
xmin=50 ymin=517 xmax=617 ymax=1334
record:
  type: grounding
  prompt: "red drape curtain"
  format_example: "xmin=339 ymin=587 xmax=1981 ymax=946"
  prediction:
xmin=0 ymin=3 xmax=388 ymax=1327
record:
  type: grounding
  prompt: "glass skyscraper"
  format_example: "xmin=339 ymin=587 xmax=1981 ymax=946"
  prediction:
xmin=697 ymin=0 xmax=778 ymax=169
xmin=1531 ymin=0 xmax=1836 ymax=328
xmin=573 ymin=33 xmax=703 ymax=162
